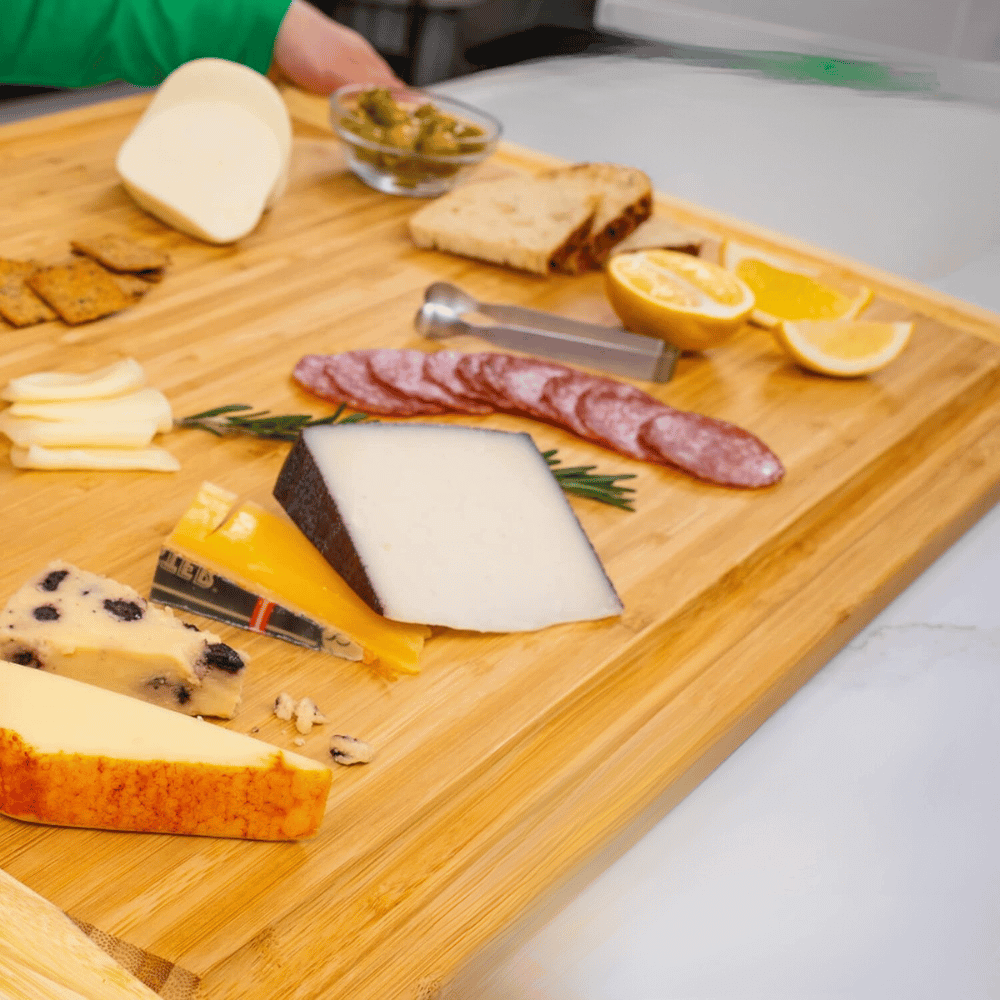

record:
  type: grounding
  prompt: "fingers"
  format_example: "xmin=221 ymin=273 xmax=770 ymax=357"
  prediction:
xmin=273 ymin=0 xmax=403 ymax=95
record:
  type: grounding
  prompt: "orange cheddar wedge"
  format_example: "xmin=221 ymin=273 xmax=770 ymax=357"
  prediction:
xmin=152 ymin=483 xmax=427 ymax=675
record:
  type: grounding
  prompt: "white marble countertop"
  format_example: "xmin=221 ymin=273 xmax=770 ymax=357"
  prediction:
xmin=434 ymin=54 xmax=1000 ymax=998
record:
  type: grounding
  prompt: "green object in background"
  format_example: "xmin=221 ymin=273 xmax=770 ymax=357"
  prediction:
xmin=735 ymin=50 xmax=938 ymax=93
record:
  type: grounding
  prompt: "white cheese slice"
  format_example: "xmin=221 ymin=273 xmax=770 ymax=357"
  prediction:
xmin=7 ymin=388 xmax=173 ymax=432
xmin=9 ymin=443 xmax=180 ymax=471
xmin=139 ymin=57 xmax=292 ymax=207
xmin=0 ymin=867 xmax=160 ymax=1000
xmin=0 ymin=661 xmax=331 ymax=839
xmin=116 ymin=101 xmax=283 ymax=244
xmin=0 ymin=413 xmax=157 ymax=448
xmin=273 ymin=423 xmax=624 ymax=632
xmin=1 ymin=358 xmax=145 ymax=402
xmin=0 ymin=560 xmax=246 ymax=718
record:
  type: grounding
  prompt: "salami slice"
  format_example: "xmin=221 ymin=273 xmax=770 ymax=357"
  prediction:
xmin=576 ymin=386 xmax=666 ymax=461
xmin=455 ymin=353 xmax=509 ymax=409
xmin=295 ymin=352 xmax=441 ymax=416
xmin=366 ymin=348 xmax=484 ymax=414
xmin=293 ymin=355 xmax=343 ymax=404
xmin=539 ymin=371 xmax=601 ymax=438
xmin=638 ymin=410 xmax=785 ymax=488
xmin=422 ymin=351 xmax=494 ymax=414
xmin=495 ymin=358 xmax=576 ymax=421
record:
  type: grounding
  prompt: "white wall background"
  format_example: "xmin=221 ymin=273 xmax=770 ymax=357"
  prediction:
xmin=597 ymin=0 xmax=1000 ymax=63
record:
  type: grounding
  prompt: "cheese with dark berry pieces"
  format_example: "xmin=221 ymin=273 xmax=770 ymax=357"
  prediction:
xmin=0 ymin=561 xmax=247 ymax=718
xmin=0 ymin=661 xmax=330 ymax=839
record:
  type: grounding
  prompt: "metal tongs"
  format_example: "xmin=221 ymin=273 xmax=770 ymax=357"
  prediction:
xmin=415 ymin=282 xmax=679 ymax=383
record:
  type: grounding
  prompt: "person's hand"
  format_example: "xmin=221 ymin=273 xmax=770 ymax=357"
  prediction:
xmin=273 ymin=0 xmax=402 ymax=95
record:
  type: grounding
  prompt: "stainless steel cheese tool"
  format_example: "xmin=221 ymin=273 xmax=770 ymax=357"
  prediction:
xmin=415 ymin=281 xmax=679 ymax=383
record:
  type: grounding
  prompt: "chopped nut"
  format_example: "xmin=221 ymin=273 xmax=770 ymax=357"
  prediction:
xmin=294 ymin=696 xmax=327 ymax=735
xmin=273 ymin=691 xmax=295 ymax=721
xmin=329 ymin=734 xmax=374 ymax=766
xmin=293 ymin=737 xmax=306 ymax=747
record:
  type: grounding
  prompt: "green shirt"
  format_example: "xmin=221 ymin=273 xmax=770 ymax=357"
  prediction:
xmin=1 ymin=0 xmax=293 ymax=88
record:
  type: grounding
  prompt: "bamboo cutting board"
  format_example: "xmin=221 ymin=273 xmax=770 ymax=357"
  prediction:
xmin=1 ymin=91 xmax=1000 ymax=1000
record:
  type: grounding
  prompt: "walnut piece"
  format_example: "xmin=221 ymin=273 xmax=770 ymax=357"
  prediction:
xmin=329 ymin=734 xmax=374 ymax=766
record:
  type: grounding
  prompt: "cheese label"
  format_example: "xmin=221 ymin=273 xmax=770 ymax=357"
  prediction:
xmin=152 ymin=547 xmax=363 ymax=659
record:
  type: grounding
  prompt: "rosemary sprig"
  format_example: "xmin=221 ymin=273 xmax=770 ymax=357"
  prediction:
xmin=176 ymin=403 xmax=369 ymax=441
xmin=177 ymin=405 xmax=637 ymax=511
xmin=542 ymin=450 xmax=636 ymax=512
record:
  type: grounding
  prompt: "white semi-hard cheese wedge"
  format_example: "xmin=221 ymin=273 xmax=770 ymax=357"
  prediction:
xmin=8 ymin=388 xmax=173 ymax=432
xmin=0 ymin=661 xmax=331 ymax=839
xmin=139 ymin=57 xmax=292 ymax=207
xmin=0 ymin=560 xmax=246 ymax=718
xmin=116 ymin=101 xmax=282 ymax=244
xmin=0 ymin=358 xmax=146 ymax=402
xmin=273 ymin=423 xmax=624 ymax=632
xmin=0 ymin=867 xmax=160 ymax=1000
xmin=0 ymin=413 xmax=157 ymax=448
xmin=9 ymin=443 xmax=181 ymax=471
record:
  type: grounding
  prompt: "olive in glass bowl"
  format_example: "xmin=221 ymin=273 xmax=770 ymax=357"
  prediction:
xmin=331 ymin=84 xmax=502 ymax=197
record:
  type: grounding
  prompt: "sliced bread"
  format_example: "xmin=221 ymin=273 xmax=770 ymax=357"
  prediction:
xmin=543 ymin=162 xmax=653 ymax=272
xmin=408 ymin=174 xmax=599 ymax=275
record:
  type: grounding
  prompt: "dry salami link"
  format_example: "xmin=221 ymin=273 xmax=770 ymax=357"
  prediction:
xmin=292 ymin=349 xmax=785 ymax=488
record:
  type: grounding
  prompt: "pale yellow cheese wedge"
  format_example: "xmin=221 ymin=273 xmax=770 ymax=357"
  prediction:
xmin=0 ymin=413 xmax=158 ymax=448
xmin=0 ymin=867 xmax=159 ymax=1000
xmin=0 ymin=661 xmax=332 ymax=839
xmin=0 ymin=358 xmax=146 ymax=402
xmin=9 ymin=444 xmax=180 ymax=471
xmin=7 ymin=388 xmax=173 ymax=432
xmin=159 ymin=482 xmax=428 ymax=674
xmin=140 ymin=57 xmax=292 ymax=207
xmin=117 ymin=101 xmax=282 ymax=244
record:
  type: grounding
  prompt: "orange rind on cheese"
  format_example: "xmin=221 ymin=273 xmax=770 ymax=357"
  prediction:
xmin=0 ymin=662 xmax=331 ymax=840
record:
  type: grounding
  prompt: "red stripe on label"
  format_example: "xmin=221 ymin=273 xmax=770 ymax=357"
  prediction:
xmin=249 ymin=598 xmax=276 ymax=633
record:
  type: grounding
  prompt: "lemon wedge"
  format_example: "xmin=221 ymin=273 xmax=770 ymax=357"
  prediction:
xmin=605 ymin=249 xmax=755 ymax=351
xmin=722 ymin=242 xmax=872 ymax=329
xmin=776 ymin=318 xmax=914 ymax=377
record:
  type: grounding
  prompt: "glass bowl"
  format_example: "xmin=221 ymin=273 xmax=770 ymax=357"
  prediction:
xmin=330 ymin=83 xmax=502 ymax=197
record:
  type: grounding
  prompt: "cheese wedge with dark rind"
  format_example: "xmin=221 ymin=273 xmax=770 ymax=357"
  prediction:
xmin=152 ymin=482 xmax=427 ymax=675
xmin=273 ymin=423 xmax=623 ymax=632
xmin=0 ymin=661 xmax=331 ymax=839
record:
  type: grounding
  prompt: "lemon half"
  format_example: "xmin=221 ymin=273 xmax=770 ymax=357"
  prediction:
xmin=605 ymin=249 xmax=755 ymax=351
xmin=722 ymin=242 xmax=872 ymax=329
xmin=777 ymin=318 xmax=914 ymax=377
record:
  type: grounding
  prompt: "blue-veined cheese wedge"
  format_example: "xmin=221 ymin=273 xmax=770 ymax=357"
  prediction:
xmin=0 ymin=561 xmax=247 ymax=718
xmin=0 ymin=661 xmax=330 ymax=840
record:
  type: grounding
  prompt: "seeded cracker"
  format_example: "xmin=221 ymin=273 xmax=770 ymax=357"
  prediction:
xmin=71 ymin=233 xmax=170 ymax=274
xmin=112 ymin=272 xmax=153 ymax=301
xmin=0 ymin=258 xmax=56 ymax=327
xmin=28 ymin=258 xmax=134 ymax=324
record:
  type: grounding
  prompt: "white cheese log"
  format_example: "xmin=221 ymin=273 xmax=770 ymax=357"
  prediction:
xmin=273 ymin=423 xmax=624 ymax=632
xmin=0 ymin=413 xmax=158 ymax=448
xmin=0 ymin=560 xmax=246 ymax=718
xmin=7 ymin=388 xmax=174 ymax=433
xmin=0 ymin=358 xmax=145 ymax=402
xmin=0 ymin=661 xmax=331 ymax=839
xmin=0 ymin=867 xmax=160 ymax=1000
xmin=116 ymin=100 xmax=283 ymax=244
xmin=139 ymin=57 xmax=292 ymax=207
xmin=9 ymin=444 xmax=180 ymax=471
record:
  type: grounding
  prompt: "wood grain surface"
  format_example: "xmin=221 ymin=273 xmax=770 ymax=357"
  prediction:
xmin=1 ymin=92 xmax=999 ymax=1000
